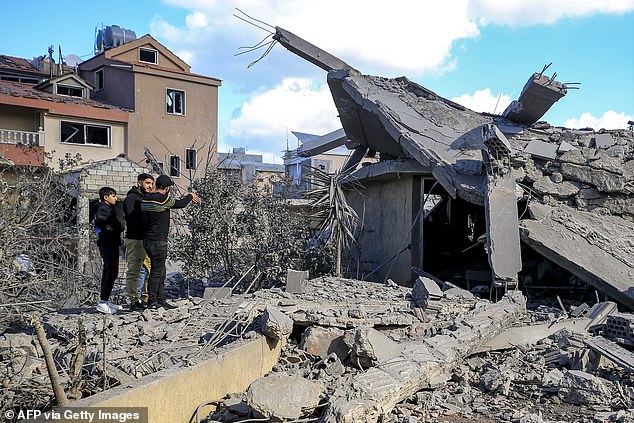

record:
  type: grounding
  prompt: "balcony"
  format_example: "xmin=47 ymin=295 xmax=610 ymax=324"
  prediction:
xmin=0 ymin=128 xmax=42 ymax=146
xmin=0 ymin=128 xmax=45 ymax=166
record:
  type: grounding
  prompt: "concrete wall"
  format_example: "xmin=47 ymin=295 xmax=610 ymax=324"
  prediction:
xmin=0 ymin=104 xmax=39 ymax=131
xmin=127 ymin=72 xmax=218 ymax=180
xmin=72 ymin=336 xmax=281 ymax=423
xmin=81 ymin=56 xmax=136 ymax=111
xmin=346 ymin=176 xmax=419 ymax=285
xmin=42 ymin=114 xmax=126 ymax=167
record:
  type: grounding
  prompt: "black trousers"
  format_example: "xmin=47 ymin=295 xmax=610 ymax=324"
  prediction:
xmin=143 ymin=239 xmax=168 ymax=305
xmin=98 ymin=240 xmax=120 ymax=301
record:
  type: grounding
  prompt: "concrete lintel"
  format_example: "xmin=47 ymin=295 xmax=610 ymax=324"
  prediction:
xmin=274 ymin=27 xmax=355 ymax=73
xmin=297 ymin=128 xmax=347 ymax=157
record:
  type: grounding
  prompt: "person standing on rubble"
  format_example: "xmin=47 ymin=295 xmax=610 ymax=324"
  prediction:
xmin=123 ymin=173 xmax=155 ymax=311
xmin=94 ymin=187 xmax=125 ymax=314
xmin=141 ymin=175 xmax=200 ymax=310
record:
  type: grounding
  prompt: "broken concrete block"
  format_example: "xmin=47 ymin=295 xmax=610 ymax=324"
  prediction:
xmin=591 ymin=133 xmax=616 ymax=149
xmin=203 ymin=287 xmax=232 ymax=300
xmin=558 ymin=370 xmax=611 ymax=405
xmin=343 ymin=326 xmax=402 ymax=368
xmin=0 ymin=333 xmax=37 ymax=357
xmin=557 ymin=140 xmax=577 ymax=153
xmin=261 ymin=306 xmax=294 ymax=341
xmin=300 ymin=326 xmax=348 ymax=360
xmin=246 ymin=372 xmax=323 ymax=420
xmin=411 ymin=277 xmax=443 ymax=308
xmin=285 ymin=269 xmax=309 ymax=294
xmin=524 ymin=140 xmax=558 ymax=160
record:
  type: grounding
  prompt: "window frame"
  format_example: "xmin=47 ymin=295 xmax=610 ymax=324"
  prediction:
xmin=57 ymin=85 xmax=84 ymax=98
xmin=139 ymin=47 xmax=158 ymax=65
xmin=185 ymin=148 xmax=197 ymax=170
xmin=169 ymin=155 xmax=181 ymax=177
xmin=166 ymin=88 xmax=186 ymax=116
xmin=95 ymin=69 xmax=104 ymax=91
xmin=60 ymin=120 xmax=111 ymax=147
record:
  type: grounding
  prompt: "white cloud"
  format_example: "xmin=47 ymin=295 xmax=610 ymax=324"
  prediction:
xmin=563 ymin=110 xmax=634 ymax=130
xmin=185 ymin=12 xmax=209 ymax=29
xmin=227 ymin=78 xmax=340 ymax=140
xmin=451 ymin=88 xmax=512 ymax=114
xmin=469 ymin=0 xmax=634 ymax=26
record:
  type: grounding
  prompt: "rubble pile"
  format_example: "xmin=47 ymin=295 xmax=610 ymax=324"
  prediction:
xmin=204 ymin=277 xmax=634 ymax=423
xmin=507 ymin=125 xmax=634 ymax=218
xmin=0 ymin=294 xmax=259 ymax=412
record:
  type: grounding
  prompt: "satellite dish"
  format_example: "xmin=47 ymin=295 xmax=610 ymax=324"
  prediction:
xmin=65 ymin=54 xmax=82 ymax=67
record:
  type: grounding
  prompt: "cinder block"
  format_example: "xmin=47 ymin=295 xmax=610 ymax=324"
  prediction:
xmin=203 ymin=287 xmax=232 ymax=300
xmin=286 ymin=269 xmax=309 ymax=294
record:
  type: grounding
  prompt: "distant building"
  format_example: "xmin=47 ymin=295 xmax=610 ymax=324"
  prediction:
xmin=217 ymin=147 xmax=284 ymax=187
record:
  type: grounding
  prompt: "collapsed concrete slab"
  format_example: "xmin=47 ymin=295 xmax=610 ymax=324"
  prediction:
xmin=520 ymin=203 xmax=634 ymax=310
xmin=322 ymin=290 xmax=526 ymax=422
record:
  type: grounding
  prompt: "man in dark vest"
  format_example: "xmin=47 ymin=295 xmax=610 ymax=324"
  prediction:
xmin=141 ymin=175 xmax=200 ymax=310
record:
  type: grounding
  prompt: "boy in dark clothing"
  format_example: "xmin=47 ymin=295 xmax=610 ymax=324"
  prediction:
xmin=123 ymin=173 xmax=154 ymax=311
xmin=141 ymin=175 xmax=200 ymax=310
xmin=94 ymin=187 xmax=125 ymax=314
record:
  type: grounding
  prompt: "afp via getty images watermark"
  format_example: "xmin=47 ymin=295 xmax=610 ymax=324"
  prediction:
xmin=4 ymin=407 xmax=148 ymax=423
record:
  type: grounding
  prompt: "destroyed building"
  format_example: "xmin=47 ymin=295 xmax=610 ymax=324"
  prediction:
xmin=271 ymin=27 xmax=634 ymax=310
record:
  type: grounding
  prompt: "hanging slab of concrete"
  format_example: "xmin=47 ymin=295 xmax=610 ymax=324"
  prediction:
xmin=323 ymin=291 xmax=526 ymax=422
xmin=502 ymin=72 xmax=567 ymax=124
xmin=297 ymin=127 xmax=348 ymax=157
xmin=520 ymin=203 xmax=634 ymax=310
xmin=71 ymin=336 xmax=281 ymax=423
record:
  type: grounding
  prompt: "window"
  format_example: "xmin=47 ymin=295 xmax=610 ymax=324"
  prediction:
xmin=169 ymin=155 xmax=180 ymax=177
xmin=166 ymin=89 xmax=185 ymax=115
xmin=185 ymin=148 xmax=197 ymax=170
xmin=139 ymin=48 xmax=158 ymax=64
xmin=61 ymin=121 xmax=110 ymax=146
xmin=95 ymin=70 xmax=104 ymax=90
xmin=57 ymin=85 xmax=83 ymax=97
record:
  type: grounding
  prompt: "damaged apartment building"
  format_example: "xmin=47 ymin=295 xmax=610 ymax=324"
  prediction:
xmin=271 ymin=27 xmax=634 ymax=310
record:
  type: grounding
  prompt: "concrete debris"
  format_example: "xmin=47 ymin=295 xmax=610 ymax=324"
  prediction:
xmin=592 ymin=133 xmax=617 ymax=149
xmin=502 ymin=71 xmax=568 ymax=124
xmin=524 ymin=140 xmax=559 ymax=160
xmin=203 ymin=286 xmax=232 ymax=300
xmin=246 ymin=372 xmax=323 ymax=420
xmin=411 ymin=276 xmax=443 ymax=308
xmin=603 ymin=313 xmax=634 ymax=345
xmin=261 ymin=306 xmax=294 ymax=341
xmin=585 ymin=336 xmax=634 ymax=373
xmin=285 ymin=269 xmax=309 ymax=294
xmin=342 ymin=326 xmax=402 ymax=368
xmin=558 ymin=370 xmax=612 ymax=405
xmin=299 ymin=326 xmax=348 ymax=360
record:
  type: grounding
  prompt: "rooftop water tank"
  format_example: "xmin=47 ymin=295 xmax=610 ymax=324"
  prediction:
xmin=96 ymin=25 xmax=137 ymax=51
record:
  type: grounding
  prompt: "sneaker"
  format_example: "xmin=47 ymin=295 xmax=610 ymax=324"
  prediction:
xmin=96 ymin=301 xmax=112 ymax=314
xmin=107 ymin=301 xmax=123 ymax=312
xmin=147 ymin=302 xmax=159 ymax=310
xmin=158 ymin=301 xmax=177 ymax=310
xmin=129 ymin=302 xmax=145 ymax=312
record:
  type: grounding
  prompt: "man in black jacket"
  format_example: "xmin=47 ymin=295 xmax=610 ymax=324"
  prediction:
xmin=94 ymin=187 xmax=125 ymax=314
xmin=123 ymin=173 xmax=154 ymax=311
xmin=141 ymin=175 xmax=200 ymax=310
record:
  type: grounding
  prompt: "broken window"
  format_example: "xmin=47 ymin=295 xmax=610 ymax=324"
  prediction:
xmin=185 ymin=148 xmax=197 ymax=170
xmin=169 ymin=155 xmax=180 ymax=177
xmin=139 ymin=48 xmax=158 ymax=64
xmin=166 ymin=89 xmax=185 ymax=115
xmin=95 ymin=70 xmax=104 ymax=90
xmin=57 ymin=85 xmax=83 ymax=97
xmin=60 ymin=121 xmax=110 ymax=146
